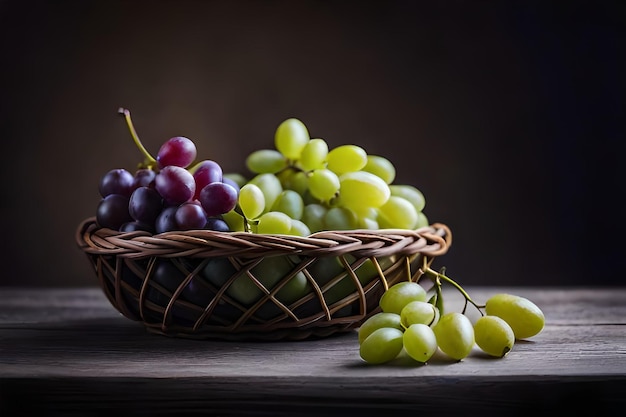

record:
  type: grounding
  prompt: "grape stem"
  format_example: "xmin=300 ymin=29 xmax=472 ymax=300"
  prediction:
xmin=118 ymin=108 xmax=157 ymax=168
xmin=419 ymin=257 xmax=486 ymax=315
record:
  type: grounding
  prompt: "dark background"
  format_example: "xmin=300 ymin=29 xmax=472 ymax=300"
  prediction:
xmin=1 ymin=0 xmax=624 ymax=287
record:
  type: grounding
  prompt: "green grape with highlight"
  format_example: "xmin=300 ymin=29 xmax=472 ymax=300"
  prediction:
xmin=256 ymin=211 xmax=292 ymax=234
xmin=288 ymin=219 xmax=311 ymax=236
xmin=359 ymin=327 xmax=404 ymax=364
xmin=433 ymin=312 xmax=475 ymax=360
xmin=246 ymin=149 xmax=288 ymax=174
xmin=377 ymin=196 xmax=418 ymax=230
xmin=474 ymin=315 xmax=515 ymax=357
xmin=299 ymin=138 xmax=329 ymax=171
xmin=415 ymin=211 xmax=429 ymax=229
xmin=326 ymin=144 xmax=368 ymax=175
xmin=275 ymin=118 xmax=309 ymax=160
xmin=339 ymin=171 xmax=390 ymax=210
xmin=389 ymin=184 xmax=426 ymax=213
xmin=358 ymin=312 xmax=403 ymax=344
xmin=238 ymin=183 xmax=265 ymax=220
xmin=363 ymin=155 xmax=396 ymax=184
xmin=308 ymin=169 xmax=340 ymax=202
xmin=248 ymin=173 xmax=283 ymax=214
xmin=354 ymin=206 xmax=379 ymax=230
xmin=485 ymin=293 xmax=545 ymax=340
xmin=379 ymin=281 xmax=428 ymax=315
xmin=403 ymin=323 xmax=438 ymax=363
xmin=271 ymin=189 xmax=304 ymax=220
xmin=400 ymin=300 xmax=440 ymax=328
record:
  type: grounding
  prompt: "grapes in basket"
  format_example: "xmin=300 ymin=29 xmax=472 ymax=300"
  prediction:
xmin=89 ymin=108 xmax=545 ymax=362
xmin=94 ymin=109 xmax=431 ymax=236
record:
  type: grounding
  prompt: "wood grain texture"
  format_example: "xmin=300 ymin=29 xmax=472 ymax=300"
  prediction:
xmin=1 ymin=286 xmax=625 ymax=416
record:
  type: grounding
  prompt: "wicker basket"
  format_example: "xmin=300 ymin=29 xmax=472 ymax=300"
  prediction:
xmin=76 ymin=217 xmax=452 ymax=341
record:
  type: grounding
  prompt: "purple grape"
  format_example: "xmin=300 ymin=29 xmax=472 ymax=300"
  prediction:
xmin=129 ymin=186 xmax=163 ymax=224
xmin=99 ymin=168 xmax=134 ymax=198
xmin=154 ymin=166 xmax=196 ymax=206
xmin=156 ymin=136 xmax=197 ymax=169
xmin=120 ymin=220 xmax=155 ymax=233
xmin=155 ymin=206 xmax=178 ymax=233
xmin=222 ymin=176 xmax=240 ymax=196
xmin=146 ymin=259 xmax=185 ymax=307
xmin=192 ymin=160 xmax=223 ymax=199
xmin=132 ymin=168 xmax=157 ymax=190
xmin=175 ymin=202 xmax=208 ymax=230
xmin=198 ymin=182 xmax=238 ymax=217
xmin=205 ymin=217 xmax=231 ymax=232
xmin=96 ymin=194 xmax=132 ymax=230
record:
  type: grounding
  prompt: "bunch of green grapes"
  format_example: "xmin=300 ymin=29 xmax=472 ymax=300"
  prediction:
xmin=223 ymin=118 xmax=429 ymax=235
xmin=358 ymin=265 xmax=545 ymax=364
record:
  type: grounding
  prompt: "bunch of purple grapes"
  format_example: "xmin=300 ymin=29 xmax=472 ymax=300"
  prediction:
xmin=96 ymin=135 xmax=239 ymax=234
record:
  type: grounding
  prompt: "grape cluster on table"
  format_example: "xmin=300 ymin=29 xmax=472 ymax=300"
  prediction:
xmin=358 ymin=281 xmax=545 ymax=364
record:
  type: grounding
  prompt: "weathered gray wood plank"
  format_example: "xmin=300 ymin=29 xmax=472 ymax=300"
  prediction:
xmin=1 ymin=287 xmax=625 ymax=416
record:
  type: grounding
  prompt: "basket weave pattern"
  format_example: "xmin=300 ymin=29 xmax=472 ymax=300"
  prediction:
xmin=76 ymin=217 xmax=452 ymax=341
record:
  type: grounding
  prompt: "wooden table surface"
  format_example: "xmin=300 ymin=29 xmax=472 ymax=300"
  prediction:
xmin=1 ymin=286 xmax=625 ymax=416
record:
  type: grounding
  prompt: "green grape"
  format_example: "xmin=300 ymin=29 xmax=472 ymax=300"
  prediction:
xmin=358 ymin=312 xmax=403 ymax=344
xmin=301 ymin=189 xmax=319 ymax=206
xmin=308 ymin=169 xmax=340 ymax=202
xmin=271 ymin=189 xmax=304 ymax=220
xmin=327 ymin=144 xmax=367 ymax=175
xmin=415 ymin=211 xmax=429 ymax=228
xmin=275 ymin=118 xmax=309 ymax=160
xmin=432 ymin=312 xmax=475 ymax=360
xmin=324 ymin=206 xmax=357 ymax=230
xmin=227 ymin=257 xmax=308 ymax=306
xmin=256 ymin=211 xmax=292 ymax=234
xmin=363 ymin=155 xmax=396 ymax=184
xmin=351 ymin=255 xmax=395 ymax=283
xmin=338 ymin=171 xmax=390 ymax=210
xmin=377 ymin=196 xmax=418 ymax=230
xmin=222 ymin=209 xmax=246 ymax=231
xmin=238 ymin=183 xmax=266 ymax=220
xmin=359 ymin=327 xmax=404 ymax=364
xmin=299 ymin=138 xmax=329 ymax=171
xmin=379 ymin=281 xmax=428 ymax=315
xmin=202 ymin=257 xmax=238 ymax=288
xmin=275 ymin=270 xmax=311 ymax=305
xmin=248 ymin=173 xmax=283 ymax=213
xmin=277 ymin=169 xmax=309 ymax=196
xmin=245 ymin=149 xmax=288 ymax=174
xmin=474 ymin=315 xmax=515 ymax=358
xmin=485 ymin=293 xmax=545 ymax=339
xmin=325 ymin=276 xmax=358 ymax=305
xmin=357 ymin=215 xmax=379 ymax=230
xmin=389 ymin=184 xmax=426 ymax=213
xmin=403 ymin=323 xmax=438 ymax=363
xmin=288 ymin=219 xmax=311 ymax=236
xmin=306 ymin=256 xmax=346 ymax=286
xmin=400 ymin=300 xmax=439 ymax=328
xmin=349 ymin=206 xmax=379 ymax=230
xmin=302 ymin=203 xmax=328 ymax=233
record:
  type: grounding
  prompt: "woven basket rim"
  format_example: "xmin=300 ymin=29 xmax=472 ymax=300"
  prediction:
xmin=76 ymin=217 xmax=452 ymax=259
